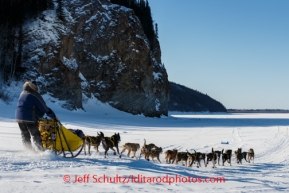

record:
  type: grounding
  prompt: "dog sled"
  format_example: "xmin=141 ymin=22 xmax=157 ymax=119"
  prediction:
xmin=38 ymin=118 xmax=84 ymax=158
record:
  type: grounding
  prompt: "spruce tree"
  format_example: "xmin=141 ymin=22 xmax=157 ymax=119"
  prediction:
xmin=56 ymin=0 xmax=65 ymax=21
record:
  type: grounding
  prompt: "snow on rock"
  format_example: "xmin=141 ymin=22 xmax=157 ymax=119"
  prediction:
xmin=62 ymin=57 xmax=78 ymax=72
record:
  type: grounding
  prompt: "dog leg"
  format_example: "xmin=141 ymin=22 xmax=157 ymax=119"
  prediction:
xmin=88 ymin=144 xmax=91 ymax=156
xmin=115 ymin=146 xmax=121 ymax=158
xmin=171 ymin=158 xmax=175 ymax=164
xmin=157 ymin=156 xmax=161 ymax=164
xmin=83 ymin=143 xmax=87 ymax=155
xmin=104 ymin=149 xmax=109 ymax=158
xmin=139 ymin=152 xmax=143 ymax=160
xmin=110 ymin=147 xmax=117 ymax=156
xmin=132 ymin=151 xmax=136 ymax=159
xmin=212 ymin=160 xmax=215 ymax=168
xmin=127 ymin=150 xmax=131 ymax=158
xmin=120 ymin=148 xmax=126 ymax=157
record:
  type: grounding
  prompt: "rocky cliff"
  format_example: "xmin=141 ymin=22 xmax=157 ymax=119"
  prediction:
xmin=19 ymin=0 xmax=169 ymax=117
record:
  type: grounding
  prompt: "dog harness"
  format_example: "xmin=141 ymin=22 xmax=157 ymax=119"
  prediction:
xmin=109 ymin=136 xmax=115 ymax=146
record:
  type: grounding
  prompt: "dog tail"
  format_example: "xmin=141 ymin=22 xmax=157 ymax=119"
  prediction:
xmin=143 ymin=139 xmax=146 ymax=146
xmin=221 ymin=149 xmax=224 ymax=155
xmin=165 ymin=151 xmax=169 ymax=159
xmin=99 ymin=131 xmax=104 ymax=138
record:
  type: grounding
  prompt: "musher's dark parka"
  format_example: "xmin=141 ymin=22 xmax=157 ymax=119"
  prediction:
xmin=15 ymin=81 xmax=55 ymax=123
xmin=15 ymin=81 xmax=55 ymax=152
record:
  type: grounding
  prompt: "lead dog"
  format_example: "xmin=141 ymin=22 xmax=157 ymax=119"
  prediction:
xmin=83 ymin=132 xmax=104 ymax=155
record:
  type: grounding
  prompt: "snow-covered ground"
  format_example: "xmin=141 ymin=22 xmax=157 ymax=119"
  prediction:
xmin=1 ymin=97 xmax=289 ymax=192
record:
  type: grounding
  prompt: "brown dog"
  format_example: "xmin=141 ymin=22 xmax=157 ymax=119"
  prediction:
xmin=165 ymin=149 xmax=178 ymax=164
xmin=139 ymin=139 xmax=158 ymax=160
xmin=145 ymin=147 xmax=163 ymax=163
xmin=120 ymin=143 xmax=140 ymax=159
xmin=83 ymin=132 xmax=104 ymax=155
xmin=247 ymin=148 xmax=255 ymax=163
xmin=102 ymin=133 xmax=121 ymax=158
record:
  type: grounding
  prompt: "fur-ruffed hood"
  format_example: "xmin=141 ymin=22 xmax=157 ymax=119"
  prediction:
xmin=23 ymin=81 xmax=38 ymax=92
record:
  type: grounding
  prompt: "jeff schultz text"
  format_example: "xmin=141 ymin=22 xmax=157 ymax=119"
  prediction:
xmin=64 ymin=174 xmax=226 ymax=184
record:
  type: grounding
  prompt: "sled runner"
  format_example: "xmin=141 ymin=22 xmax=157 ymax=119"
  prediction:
xmin=38 ymin=118 xmax=84 ymax=158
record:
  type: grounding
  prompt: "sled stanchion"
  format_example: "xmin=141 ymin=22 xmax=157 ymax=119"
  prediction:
xmin=38 ymin=118 xmax=84 ymax=158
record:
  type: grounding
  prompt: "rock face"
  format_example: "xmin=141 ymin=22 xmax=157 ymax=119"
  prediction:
xmin=20 ymin=0 xmax=169 ymax=117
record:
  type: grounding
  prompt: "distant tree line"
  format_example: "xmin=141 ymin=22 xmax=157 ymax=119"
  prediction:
xmin=110 ymin=0 xmax=158 ymax=50
xmin=0 ymin=0 xmax=59 ymax=86
xmin=227 ymin=109 xmax=289 ymax=113
xmin=168 ymin=82 xmax=227 ymax=112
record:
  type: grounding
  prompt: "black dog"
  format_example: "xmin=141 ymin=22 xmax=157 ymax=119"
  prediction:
xmin=222 ymin=149 xmax=232 ymax=166
xmin=236 ymin=148 xmax=244 ymax=164
xmin=214 ymin=149 xmax=222 ymax=166
xmin=195 ymin=152 xmax=207 ymax=167
xmin=102 ymin=133 xmax=121 ymax=158
xmin=211 ymin=148 xmax=218 ymax=168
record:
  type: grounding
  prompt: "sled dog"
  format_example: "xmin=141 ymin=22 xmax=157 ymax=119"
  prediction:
xmin=195 ymin=152 xmax=207 ymax=167
xmin=165 ymin=149 xmax=178 ymax=164
xmin=102 ymin=133 xmax=121 ymax=158
xmin=175 ymin=152 xmax=189 ymax=167
xmin=205 ymin=148 xmax=219 ymax=168
xmin=247 ymin=148 xmax=255 ymax=163
xmin=214 ymin=149 xmax=222 ymax=166
xmin=222 ymin=149 xmax=232 ymax=166
xmin=187 ymin=150 xmax=198 ymax=167
xmin=120 ymin=143 xmax=140 ymax=159
xmin=236 ymin=148 xmax=244 ymax=164
xmin=139 ymin=139 xmax=158 ymax=159
xmin=145 ymin=147 xmax=163 ymax=163
xmin=83 ymin=132 xmax=104 ymax=155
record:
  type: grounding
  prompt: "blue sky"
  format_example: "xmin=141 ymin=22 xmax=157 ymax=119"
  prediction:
xmin=148 ymin=0 xmax=289 ymax=109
